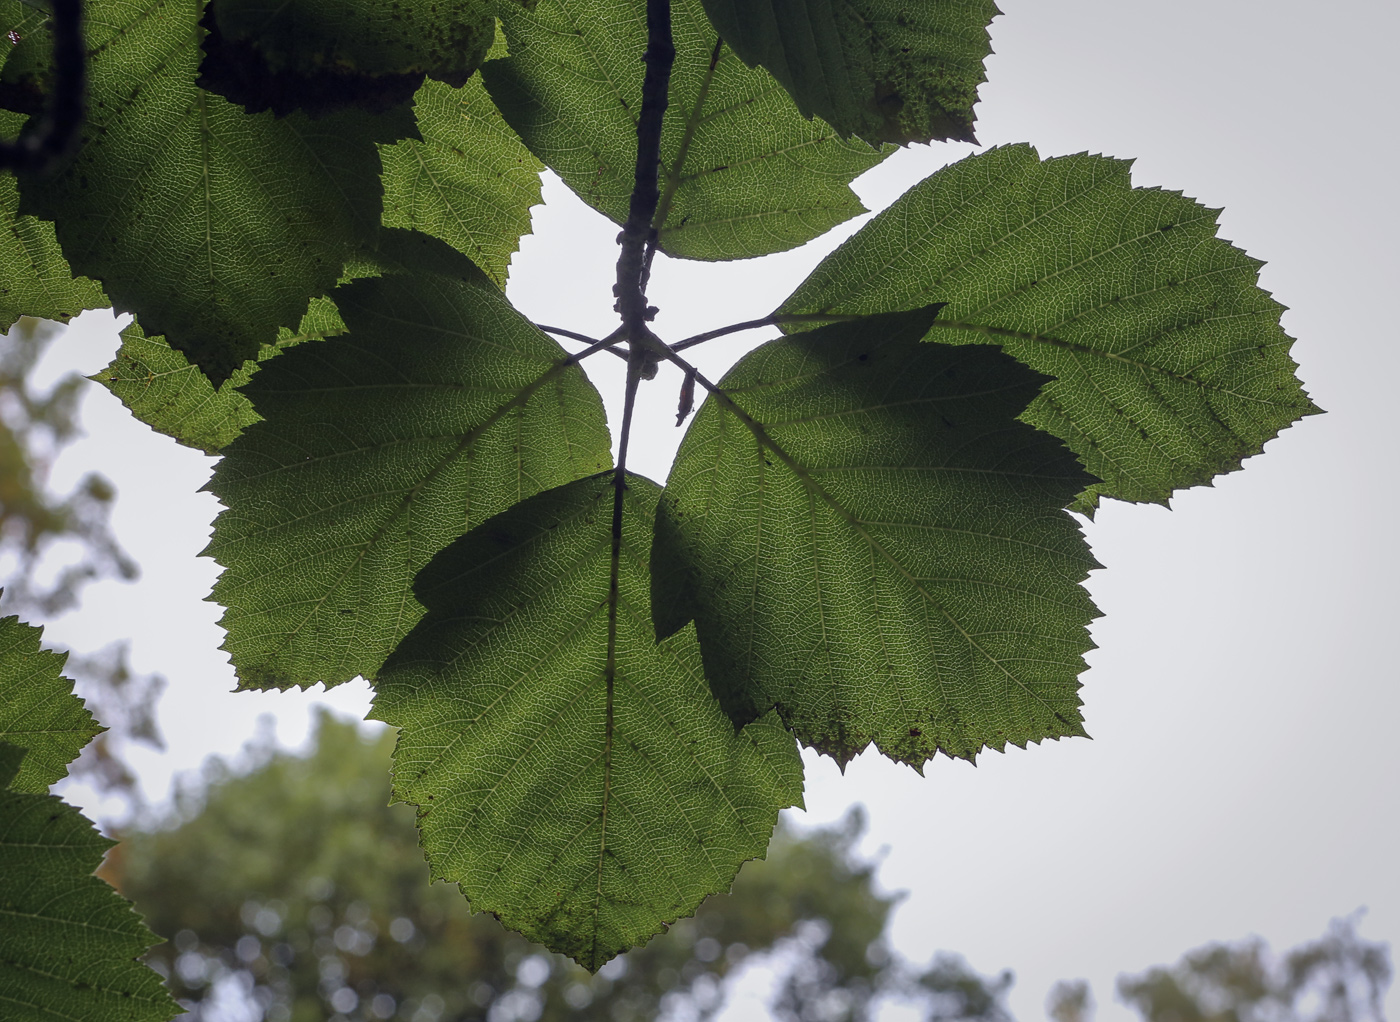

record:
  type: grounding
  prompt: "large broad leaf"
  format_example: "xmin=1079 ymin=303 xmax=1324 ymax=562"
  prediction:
xmin=0 ymin=611 xmax=99 ymax=794
xmin=0 ymin=747 xmax=178 ymax=1021
xmin=206 ymin=267 xmax=613 ymax=691
xmin=698 ymin=0 xmax=998 ymax=145
xmin=482 ymin=0 xmax=888 ymax=260
xmin=0 ymin=110 xmax=108 ymax=331
xmin=371 ymin=474 xmax=803 ymax=969
xmin=780 ymin=145 xmax=1320 ymax=512
xmin=652 ymin=307 xmax=1099 ymax=768
xmin=380 ymin=76 xmax=544 ymax=287
xmin=14 ymin=0 xmax=410 ymax=384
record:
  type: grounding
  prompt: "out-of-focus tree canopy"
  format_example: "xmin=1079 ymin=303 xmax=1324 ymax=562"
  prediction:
xmin=0 ymin=316 xmax=134 ymax=618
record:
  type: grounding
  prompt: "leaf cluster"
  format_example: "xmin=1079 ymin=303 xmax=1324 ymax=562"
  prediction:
xmin=0 ymin=0 xmax=1315 ymax=978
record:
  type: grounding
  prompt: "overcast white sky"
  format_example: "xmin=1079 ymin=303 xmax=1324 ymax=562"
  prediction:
xmin=24 ymin=0 xmax=1399 ymax=1019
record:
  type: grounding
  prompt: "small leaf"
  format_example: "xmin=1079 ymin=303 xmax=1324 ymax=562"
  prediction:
xmin=780 ymin=145 xmax=1319 ymax=511
xmin=483 ymin=0 xmax=889 ymax=261
xmin=93 ymin=230 xmax=488 ymax=455
xmin=698 ymin=0 xmax=998 ymax=145
xmin=0 ymin=750 xmax=178 ymax=1021
xmin=0 ymin=610 xmax=99 ymax=793
xmin=16 ymin=0 xmax=410 ymax=384
xmin=653 ymin=307 xmax=1099 ymax=768
xmin=0 ymin=112 xmax=107 ymax=331
xmin=95 ymin=317 xmax=272 ymax=456
xmin=372 ymin=474 xmax=803 ymax=970
xmin=380 ymin=75 xmax=544 ymax=287
xmin=206 ymin=267 xmax=612 ymax=691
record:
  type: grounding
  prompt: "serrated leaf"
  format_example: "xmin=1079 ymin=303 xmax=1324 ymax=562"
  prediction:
xmin=698 ymin=0 xmax=997 ymax=146
xmin=0 ymin=611 xmax=99 ymax=793
xmin=780 ymin=145 xmax=1319 ymax=511
xmin=93 ymin=230 xmax=488 ymax=454
xmin=16 ymin=0 xmax=411 ymax=384
xmin=482 ymin=0 xmax=889 ymax=261
xmin=371 ymin=473 xmax=803 ymax=970
xmin=94 ymin=286 xmax=352 ymax=455
xmin=206 ymin=268 xmax=613 ymax=691
xmin=0 ymin=113 xmax=108 ymax=331
xmin=652 ymin=307 xmax=1099 ymax=768
xmin=380 ymin=75 xmax=544 ymax=287
xmin=0 ymin=755 xmax=178 ymax=1021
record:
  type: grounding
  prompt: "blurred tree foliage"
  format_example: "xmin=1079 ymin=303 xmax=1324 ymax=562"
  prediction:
xmin=0 ymin=316 xmax=134 ymax=618
xmin=1116 ymin=917 xmax=1391 ymax=1022
xmin=95 ymin=714 xmax=1400 ymax=1022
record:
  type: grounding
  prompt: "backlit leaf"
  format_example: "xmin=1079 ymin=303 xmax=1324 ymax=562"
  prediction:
xmin=698 ymin=0 xmax=998 ymax=145
xmin=0 ymin=110 xmax=107 ymax=331
xmin=196 ymin=0 xmax=494 ymax=119
xmin=206 ymin=267 xmax=612 ymax=691
xmin=372 ymin=474 xmax=803 ymax=969
xmin=0 ymin=748 xmax=177 ymax=1021
xmin=0 ymin=610 xmax=98 ymax=794
xmin=482 ymin=0 xmax=889 ymax=260
xmin=780 ymin=145 xmax=1319 ymax=511
xmin=380 ymin=75 xmax=544 ymax=287
xmin=653 ymin=307 xmax=1099 ymax=767
xmin=16 ymin=0 xmax=409 ymax=384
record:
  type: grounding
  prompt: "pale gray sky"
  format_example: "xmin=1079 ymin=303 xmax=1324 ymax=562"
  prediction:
xmin=29 ymin=0 xmax=1399 ymax=1018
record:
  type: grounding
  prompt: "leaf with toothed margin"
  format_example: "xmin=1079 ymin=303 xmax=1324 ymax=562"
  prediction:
xmin=379 ymin=73 xmax=544 ymax=288
xmin=651 ymin=306 xmax=1100 ymax=769
xmin=0 ymin=110 xmax=108 ymax=332
xmin=0 ymin=609 xmax=100 ymax=794
xmin=779 ymin=144 xmax=1320 ymax=513
xmin=92 ymin=230 xmax=478 ymax=455
xmin=15 ymin=0 xmax=410 ymax=385
xmin=205 ymin=264 xmax=612 ymax=692
xmin=697 ymin=0 xmax=999 ymax=145
xmin=0 ymin=606 xmax=177 ymax=1022
xmin=371 ymin=473 xmax=803 ymax=970
xmin=482 ymin=0 xmax=890 ymax=261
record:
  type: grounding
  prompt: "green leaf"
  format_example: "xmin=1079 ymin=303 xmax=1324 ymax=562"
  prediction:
xmin=94 ymin=296 xmax=345 ymax=456
xmin=0 ymin=752 xmax=178 ymax=1021
xmin=198 ymin=0 xmax=496 ymax=118
xmin=209 ymin=0 xmax=494 ymax=83
xmin=95 ymin=318 xmax=268 ymax=456
xmin=0 ymin=611 xmax=99 ymax=793
xmin=371 ymin=473 xmax=803 ymax=970
xmin=92 ymin=230 xmax=488 ymax=455
xmin=379 ymin=75 xmax=544 ymax=287
xmin=697 ymin=0 xmax=998 ymax=145
xmin=779 ymin=145 xmax=1319 ymax=511
xmin=0 ymin=113 xmax=108 ymax=332
xmin=16 ymin=0 xmax=410 ymax=384
xmin=652 ymin=307 xmax=1099 ymax=768
xmin=206 ymin=267 xmax=613 ymax=691
xmin=482 ymin=0 xmax=889 ymax=260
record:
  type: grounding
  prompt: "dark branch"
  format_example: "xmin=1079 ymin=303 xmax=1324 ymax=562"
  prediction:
xmin=0 ymin=0 xmax=85 ymax=174
xmin=671 ymin=312 xmax=865 ymax=352
xmin=539 ymin=324 xmax=630 ymax=360
xmin=613 ymin=0 xmax=674 ymax=335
